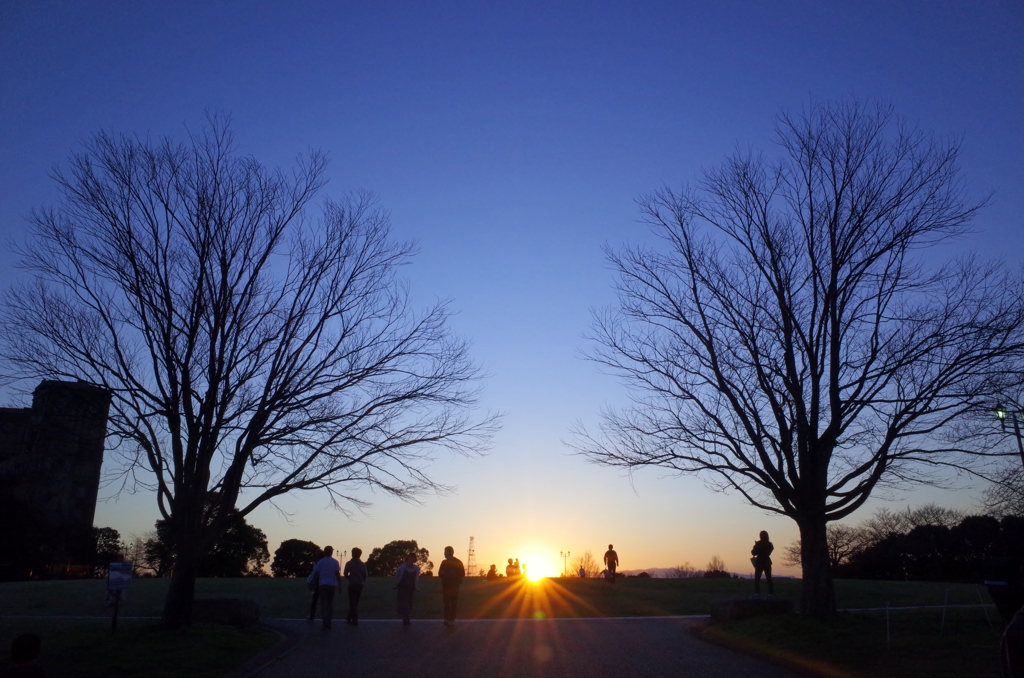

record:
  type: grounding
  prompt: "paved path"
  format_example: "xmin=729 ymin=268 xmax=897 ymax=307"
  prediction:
xmin=237 ymin=616 xmax=802 ymax=678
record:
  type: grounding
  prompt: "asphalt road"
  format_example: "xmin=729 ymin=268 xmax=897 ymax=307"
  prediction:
xmin=238 ymin=616 xmax=802 ymax=678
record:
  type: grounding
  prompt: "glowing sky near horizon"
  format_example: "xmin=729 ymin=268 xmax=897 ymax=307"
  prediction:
xmin=1 ymin=1 xmax=1022 ymax=577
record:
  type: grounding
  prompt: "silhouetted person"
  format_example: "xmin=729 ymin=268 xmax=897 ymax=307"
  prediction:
xmin=513 ymin=558 xmax=521 ymax=577
xmin=486 ymin=564 xmax=498 ymax=581
xmin=307 ymin=546 xmax=328 ymax=621
xmin=578 ymin=566 xmax=586 ymax=578
xmin=751 ymin=530 xmax=774 ymax=595
xmin=311 ymin=545 xmax=341 ymax=629
xmin=438 ymin=545 xmax=466 ymax=627
xmin=604 ymin=544 xmax=618 ymax=583
xmin=506 ymin=558 xmax=515 ymax=577
xmin=344 ymin=547 xmax=368 ymax=626
xmin=1 ymin=633 xmax=46 ymax=677
xmin=395 ymin=552 xmax=420 ymax=626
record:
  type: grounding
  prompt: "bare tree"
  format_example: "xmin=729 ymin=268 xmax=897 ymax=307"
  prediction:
xmin=704 ymin=555 xmax=728 ymax=576
xmin=123 ymin=534 xmax=156 ymax=577
xmin=573 ymin=100 xmax=1024 ymax=617
xmin=666 ymin=561 xmax=697 ymax=578
xmin=782 ymin=523 xmax=867 ymax=575
xmin=859 ymin=504 xmax=964 ymax=546
xmin=0 ymin=116 xmax=498 ymax=627
xmin=983 ymin=465 xmax=1024 ymax=518
xmin=570 ymin=550 xmax=601 ymax=578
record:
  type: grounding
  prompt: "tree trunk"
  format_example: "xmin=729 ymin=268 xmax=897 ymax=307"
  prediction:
xmin=160 ymin=553 xmax=199 ymax=628
xmin=798 ymin=516 xmax=837 ymax=618
xmin=160 ymin=518 xmax=205 ymax=629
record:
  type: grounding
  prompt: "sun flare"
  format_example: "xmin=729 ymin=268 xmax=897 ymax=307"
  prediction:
xmin=521 ymin=552 xmax=560 ymax=581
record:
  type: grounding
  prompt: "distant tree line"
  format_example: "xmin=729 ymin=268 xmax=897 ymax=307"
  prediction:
xmin=783 ymin=504 xmax=1024 ymax=583
xmin=269 ymin=538 xmax=433 ymax=578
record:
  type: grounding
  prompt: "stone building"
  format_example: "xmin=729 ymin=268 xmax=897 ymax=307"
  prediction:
xmin=0 ymin=380 xmax=112 ymax=577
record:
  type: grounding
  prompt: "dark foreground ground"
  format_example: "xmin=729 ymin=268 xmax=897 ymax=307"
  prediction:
xmin=232 ymin=616 xmax=803 ymax=678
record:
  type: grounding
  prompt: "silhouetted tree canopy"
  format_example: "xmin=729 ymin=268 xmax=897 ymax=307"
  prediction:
xmin=145 ymin=510 xmax=268 ymax=578
xmin=365 ymin=540 xmax=431 ymax=576
xmin=0 ymin=114 xmax=498 ymax=627
xmin=271 ymin=539 xmax=323 ymax=578
xmin=574 ymin=99 xmax=1024 ymax=617
xmin=89 ymin=527 xmax=123 ymax=577
xmin=843 ymin=511 xmax=1023 ymax=582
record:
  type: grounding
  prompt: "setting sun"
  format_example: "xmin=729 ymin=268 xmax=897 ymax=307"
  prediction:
xmin=521 ymin=552 xmax=560 ymax=581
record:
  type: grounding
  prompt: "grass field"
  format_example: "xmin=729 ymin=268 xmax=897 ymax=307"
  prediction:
xmin=0 ymin=574 xmax=995 ymax=620
xmin=0 ymin=576 xmax=1007 ymax=677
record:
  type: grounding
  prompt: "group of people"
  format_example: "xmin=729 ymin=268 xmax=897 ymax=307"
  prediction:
xmin=483 ymin=557 xmax=528 ymax=580
xmin=307 ymin=546 xmax=367 ymax=629
xmin=306 ymin=544 xmax=467 ymax=629
xmin=504 ymin=558 xmax=525 ymax=579
xmin=299 ymin=534 xmax=774 ymax=631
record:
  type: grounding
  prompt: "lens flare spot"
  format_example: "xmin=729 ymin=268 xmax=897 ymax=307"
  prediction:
xmin=532 ymin=610 xmax=546 ymax=620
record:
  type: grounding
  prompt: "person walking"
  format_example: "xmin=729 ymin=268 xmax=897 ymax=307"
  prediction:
xmin=306 ymin=545 xmax=329 ymax=621
xmin=603 ymin=544 xmax=619 ymax=583
xmin=310 ymin=546 xmax=342 ymax=629
xmin=438 ymin=545 xmax=466 ymax=628
xmin=343 ymin=547 xmax=368 ymax=626
xmin=751 ymin=530 xmax=774 ymax=595
xmin=395 ymin=552 xmax=421 ymax=626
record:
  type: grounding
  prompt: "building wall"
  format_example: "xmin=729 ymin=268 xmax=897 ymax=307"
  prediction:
xmin=0 ymin=380 xmax=112 ymax=568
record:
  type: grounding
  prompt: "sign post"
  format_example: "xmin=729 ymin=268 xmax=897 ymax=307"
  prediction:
xmin=107 ymin=562 xmax=133 ymax=633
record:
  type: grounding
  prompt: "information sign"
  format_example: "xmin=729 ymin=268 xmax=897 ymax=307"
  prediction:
xmin=107 ymin=562 xmax=133 ymax=590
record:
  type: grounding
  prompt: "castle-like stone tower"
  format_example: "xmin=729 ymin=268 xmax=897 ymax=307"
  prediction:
xmin=0 ymin=380 xmax=112 ymax=573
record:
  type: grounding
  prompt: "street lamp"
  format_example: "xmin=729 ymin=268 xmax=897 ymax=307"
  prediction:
xmin=995 ymin=404 xmax=1024 ymax=468
xmin=560 ymin=551 xmax=570 ymax=577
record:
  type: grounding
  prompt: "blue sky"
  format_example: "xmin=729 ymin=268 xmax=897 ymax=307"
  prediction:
xmin=2 ymin=1 xmax=1022 ymax=577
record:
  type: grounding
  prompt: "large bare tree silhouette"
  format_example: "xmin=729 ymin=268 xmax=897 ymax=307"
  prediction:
xmin=1 ymin=116 xmax=498 ymax=627
xmin=575 ymin=100 xmax=1024 ymax=617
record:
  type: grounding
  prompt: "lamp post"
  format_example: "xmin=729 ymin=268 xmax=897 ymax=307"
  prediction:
xmin=995 ymin=404 xmax=1024 ymax=468
xmin=560 ymin=551 xmax=570 ymax=577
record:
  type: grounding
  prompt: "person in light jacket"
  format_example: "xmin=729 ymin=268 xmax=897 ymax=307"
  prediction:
xmin=310 ymin=546 xmax=341 ymax=629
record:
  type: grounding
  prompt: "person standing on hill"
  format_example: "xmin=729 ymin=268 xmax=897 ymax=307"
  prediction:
xmin=751 ymin=530 xmax=774 ymax=595
xmin=395 ymin=552 xmax=421 ymax=626
xmin=438 ymin=545 xmax=466 ymax=628
xmin=604 ymin=544 xmax=619 ymax=583
xmin=310 ymin=545 xmax=341 ymax=629
xmin=343 ymin=547 xmax=368 ymax=626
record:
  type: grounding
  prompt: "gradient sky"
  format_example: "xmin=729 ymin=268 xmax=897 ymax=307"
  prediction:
xmin=2 ymin=1 xmax=1022 ymax=578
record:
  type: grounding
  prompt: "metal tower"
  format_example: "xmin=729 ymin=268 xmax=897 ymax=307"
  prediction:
xmin=467 ymin=536 xmax=477 ymax=576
